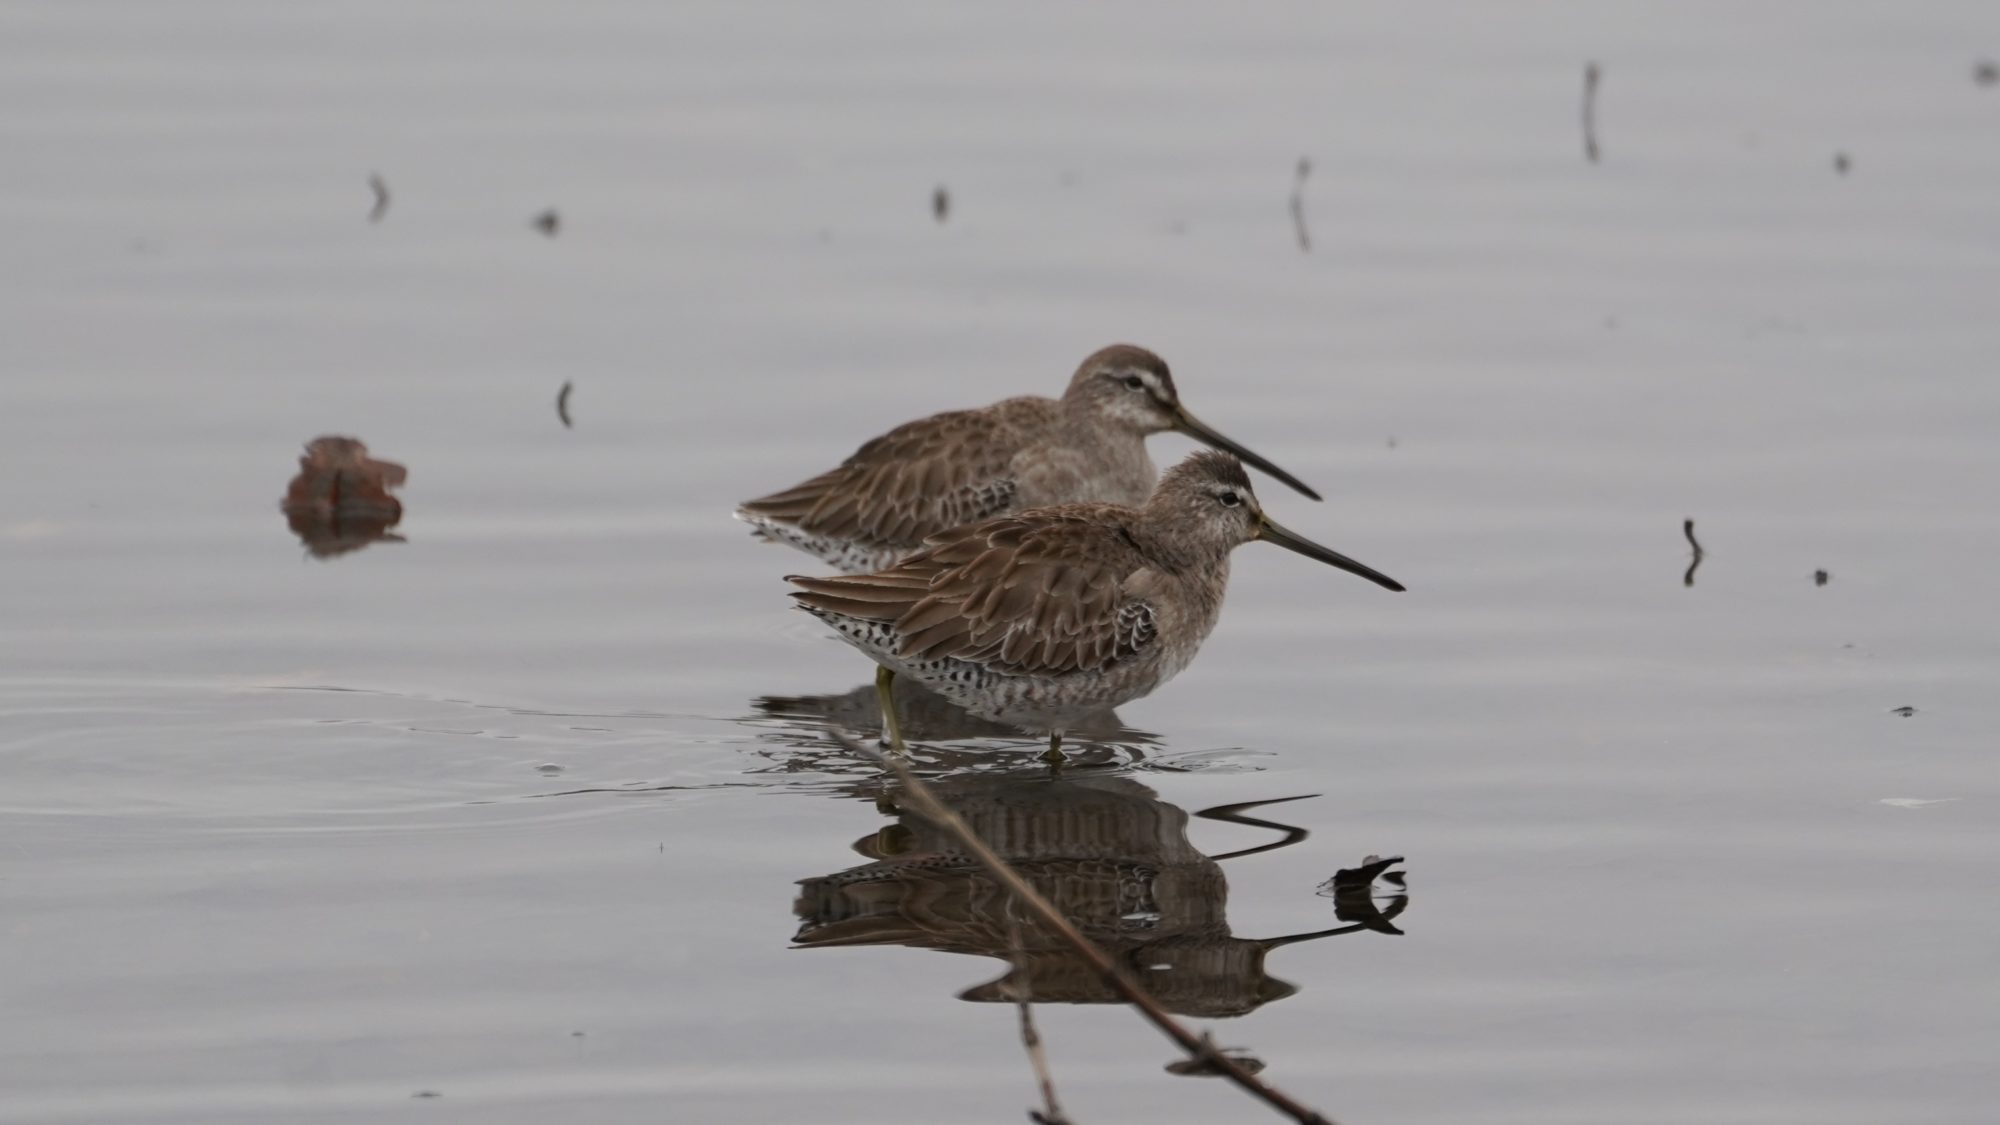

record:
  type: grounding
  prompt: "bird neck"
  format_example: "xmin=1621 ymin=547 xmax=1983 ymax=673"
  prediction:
xmin=1130 ymin=508 xmax=1235 ymax=579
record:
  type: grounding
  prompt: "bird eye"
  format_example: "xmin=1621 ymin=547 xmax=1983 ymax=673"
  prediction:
xmin=1121 ymin=375 xmax=1146 ymax=390
xmin=1217 ymin=490 xmax=1242 ymax=508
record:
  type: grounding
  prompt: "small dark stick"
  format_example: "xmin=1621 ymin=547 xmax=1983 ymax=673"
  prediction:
xmin=1682 ymin=518 xmax=1704 ymax=587
xmin=1004 ymin=911 xmax=1073 ymax=1125
xmin=556 ymin=381 xmax=574 ymax=429
xmin=1582 ymin=62 xmax=1603 ymax=164
xmin=932 ymin=185 xmax=950 ymax=224
xmin=1288 ymin=157 xmax=1312 ymax=253
xmin=367 ymin=173 xmax=391 ymax=223
xmin=532 ymin=209 xmax=560 ymax=237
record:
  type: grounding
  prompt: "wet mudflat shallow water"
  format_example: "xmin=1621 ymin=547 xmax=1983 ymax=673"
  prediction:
xmin=4 ymin=3 xmax=1999 ymax=1122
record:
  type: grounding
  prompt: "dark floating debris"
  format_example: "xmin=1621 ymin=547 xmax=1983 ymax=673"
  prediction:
xmin=932 ymin=184 xmax=950 ymax=223
xmin=1316 ymin=854 xmax=1410 ymax=936
xmin=1975 ymin=59 xmax=1998 ymax=87
xmin=411 ymin=1090 xmax=441 ymax=1099
xmin=1814 ymin=568 xmax=1830 ymax=586
xmin=1582 ymin=61 xmax=1603 ymax=163
xmin=367 ymin=173 xmax=390 ymax=223
xmin=1682 ymin=518 xmax=1705 ymax=588
xmin=1833 ymin=152 xmax=1852 ymax=175
xmin=1288 ymin=156 xmax=1312 ymax=253
xmin=281 ymin=436 xmax=407 ymax=559
xmin=1890 ymin=705 xmax=1917 ymax=718
xmin=1167 ymin=1045 xmax=1268 ymax=1079
xmin=532 ymin=209 xmax=560 ymax=237
xmin=556 ymin=380 xmax=574 ymax=429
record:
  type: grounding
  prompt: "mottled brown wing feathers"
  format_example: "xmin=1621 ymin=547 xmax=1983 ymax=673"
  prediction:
xmin=741 ymin=400 xmax=1052 ymax=553
xmin=790 ymin=507 xmax=1159 ymax=677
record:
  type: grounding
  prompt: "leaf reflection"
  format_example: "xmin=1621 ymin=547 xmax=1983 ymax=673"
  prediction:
xmin=280 ymin=436 xmax=407 ymax=559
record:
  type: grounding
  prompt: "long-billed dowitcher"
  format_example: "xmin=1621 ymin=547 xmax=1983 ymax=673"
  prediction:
xmin=787 ymin=450 xmax=1403 ymax=759
xmin=737 ymin=344 xmax=1321 ymax=574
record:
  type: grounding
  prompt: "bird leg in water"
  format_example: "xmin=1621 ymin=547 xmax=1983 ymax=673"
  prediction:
xmin=875 ymin=665 xmax=906 ymax=753
xmin=1039 ymin=729 xmax=1067 ymax=765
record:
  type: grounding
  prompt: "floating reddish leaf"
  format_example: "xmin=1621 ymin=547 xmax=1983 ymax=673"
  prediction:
xmin=281 ymin=436 xmax=407 ymax=558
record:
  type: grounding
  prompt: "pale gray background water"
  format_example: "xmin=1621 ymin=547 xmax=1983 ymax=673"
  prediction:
xmin=4 ymin=3 xmax=1997 ymax=1122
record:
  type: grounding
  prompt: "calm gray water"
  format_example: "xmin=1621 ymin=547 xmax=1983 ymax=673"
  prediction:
xmin=5 ymin=3 xmax=1998 ymax=1122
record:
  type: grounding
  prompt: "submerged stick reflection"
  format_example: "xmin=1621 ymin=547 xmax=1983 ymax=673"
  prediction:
xmin=1005 ymin=908 xmax=1074 ymax=1125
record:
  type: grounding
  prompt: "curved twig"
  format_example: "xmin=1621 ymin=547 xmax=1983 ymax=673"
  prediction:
xmin=1683 ymin=518 xmax=1704 ymax=587
xmin=1288 ymin=158 xmax=1312 ymax=253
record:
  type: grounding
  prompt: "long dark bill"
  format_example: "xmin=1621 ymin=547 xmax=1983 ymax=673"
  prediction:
xmin=1175 ymin=409 xmax=1323 ymax=501
xmin=1257 ymin=516 xmax=1405 ymax=592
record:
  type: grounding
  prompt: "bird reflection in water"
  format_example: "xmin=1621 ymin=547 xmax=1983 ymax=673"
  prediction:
xmin=793 ymin=773 xmax=1409 ymax=1017
xmin=280 ymin=435 xmax=407 ymax=559
xmin=749 ymin=678 xmax=1156 ymax=771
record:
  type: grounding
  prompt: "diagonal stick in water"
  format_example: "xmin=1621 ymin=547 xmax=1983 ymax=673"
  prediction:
xmin=828 ymin=729 xmax=1343 ymax=1125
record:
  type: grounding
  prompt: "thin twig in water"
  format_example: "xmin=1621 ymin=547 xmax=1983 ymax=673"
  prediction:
xmin=829 ymin=730 xmax=1342 ymax=1125
xmin=1683 ymin=518 xmax=1704 ymax=587
xmin=367 ymin=173 xmax=391 ymax=223
xmin=1004 ymin=909 xmax=1074 ymax=1125
xmin=556 ymin=381 xmax=574 ymax=429
xmin=1288 ymin=157 xmax=1312 ymax=253
xmin=1582 ymin=62 xmax=1602 ymax=164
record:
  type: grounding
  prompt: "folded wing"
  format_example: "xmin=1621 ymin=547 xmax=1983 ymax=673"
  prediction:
xmin=789 ymin=507 xmax=1160 ymax=677
xmin=741 ymin=402 xmax=1050 ymax=556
